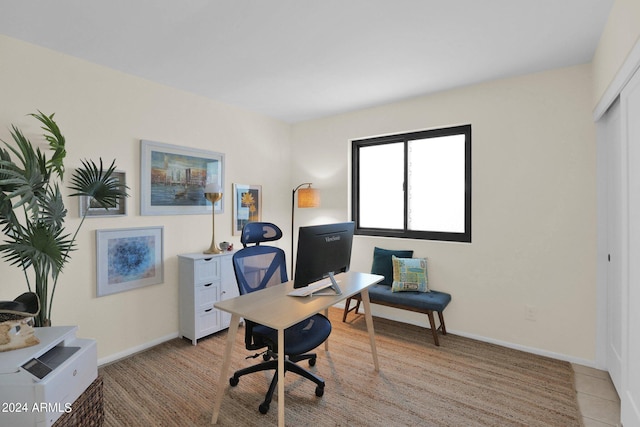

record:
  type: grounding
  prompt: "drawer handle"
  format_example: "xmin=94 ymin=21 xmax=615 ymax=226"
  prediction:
xmin=203 ymin=257 xmax=213 ymax=261
xmin=73 ymin=369 xmax=77 ymax=377
xmin=205 ymin=308 xmax=213 ymax=313
xmin=204 ymin=283 xmax=212 ymax=287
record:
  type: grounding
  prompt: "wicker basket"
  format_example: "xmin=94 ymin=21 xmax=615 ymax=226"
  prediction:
xmin=53 ymin=375 xmax=104 ymax=427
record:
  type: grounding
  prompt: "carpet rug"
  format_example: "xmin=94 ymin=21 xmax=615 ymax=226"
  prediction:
xmin=100 ymin=308 xmax=582 ymax=426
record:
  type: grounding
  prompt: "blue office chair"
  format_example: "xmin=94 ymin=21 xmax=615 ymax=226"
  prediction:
xmin=229 ymin=222 xmax=332 ymax=414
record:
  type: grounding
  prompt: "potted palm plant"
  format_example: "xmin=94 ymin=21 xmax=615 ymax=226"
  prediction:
xmin=0 ymin=111 xmax=128 ymax=326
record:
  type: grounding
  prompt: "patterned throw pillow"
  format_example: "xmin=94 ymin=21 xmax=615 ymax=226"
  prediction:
xmin=391 ymin=256 xmax=429 ymax=292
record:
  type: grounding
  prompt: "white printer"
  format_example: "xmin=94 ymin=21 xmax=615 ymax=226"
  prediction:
xmin=0 ymin=326 xmax=97 ymax=427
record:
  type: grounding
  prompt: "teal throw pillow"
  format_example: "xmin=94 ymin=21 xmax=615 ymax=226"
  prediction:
xmin=371 ymin=247 xmax=414 ymax=286
xmin=391 ymin=256 xmax=429 ymax=293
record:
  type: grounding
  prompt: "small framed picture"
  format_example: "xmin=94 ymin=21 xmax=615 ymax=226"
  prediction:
xmin=232 ymin=184 xmax=262 ymax=235
xmin=96 ymin=226 xmax=164 ymax=297
xmin=79 ymin=171 xmax=127 ymax=217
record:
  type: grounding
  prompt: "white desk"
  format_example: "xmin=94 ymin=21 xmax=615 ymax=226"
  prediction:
xmin=210 ymin=271 xmax=383 ymax=426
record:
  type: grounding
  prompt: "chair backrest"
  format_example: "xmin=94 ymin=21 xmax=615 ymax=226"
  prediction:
xmin=232 ymin=222 xmax=288 ymax=296
xmin=233 ymin=223 xmax=288 ymax=351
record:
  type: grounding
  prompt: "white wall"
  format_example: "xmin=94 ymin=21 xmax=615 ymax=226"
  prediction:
xmin=0 ymin=35 xmax=291 ymax=360
xmin=1 ymin=21 xmax=616 ymax=364
xmin=592 ymin=0 xmax=640 ymax=107
xmin=292 ymin=64 xmax=597 ymax=362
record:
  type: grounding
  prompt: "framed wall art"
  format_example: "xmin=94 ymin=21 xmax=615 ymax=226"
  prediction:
xmin=96 ymin=226 xmax=164 ymax=297
xmin=232 ymin=184 xmax=262 ymax=235
xmin=140 ymin=140 xmax=224 ymax=215
xmin=79 ymin=171 xmax=127 ymax=217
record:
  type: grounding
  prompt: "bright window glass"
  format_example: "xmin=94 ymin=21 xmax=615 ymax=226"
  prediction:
xmin=358 ymin=142 xmax=404 ymax=229
xmin=408 ymin=135 xmax=466 ymax=233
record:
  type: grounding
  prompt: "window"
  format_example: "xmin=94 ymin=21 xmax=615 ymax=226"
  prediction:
xmin=352 ymin=124 xmax=471 ymax=242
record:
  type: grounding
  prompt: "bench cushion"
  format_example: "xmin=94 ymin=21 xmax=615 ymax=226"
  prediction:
xmin=368 ymin=285 xmax=451 ymax=312
xmin=371 ymin=247 xmax=414 ymax=285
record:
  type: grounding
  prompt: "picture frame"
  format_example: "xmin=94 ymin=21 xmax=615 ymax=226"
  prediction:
xmin=96 ymin=226 xmax=164 ymax=297
xmin=232 ymin=184 xmax=262 ymax=236
xmin=79 ymin=171 xmax=127 ymax=217
xmin=140 ymin=140 xmax=224 ymax=216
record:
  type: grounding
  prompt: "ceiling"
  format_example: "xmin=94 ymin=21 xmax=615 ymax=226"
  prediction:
xmin=0 ymin=1 xmax=614 ymax=123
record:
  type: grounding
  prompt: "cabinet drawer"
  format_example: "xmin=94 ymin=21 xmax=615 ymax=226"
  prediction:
xmin=194 ymin=257 xmax=221 ymax=284
xmin=197 ymin=282 xmax=219 ymax=305
xmin=197 ymin=307 xmax=220 ymax=335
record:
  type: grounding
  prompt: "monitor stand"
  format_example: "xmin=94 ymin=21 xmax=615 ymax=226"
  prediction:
xmin=327 ymin=272 xmax=342 ymax=295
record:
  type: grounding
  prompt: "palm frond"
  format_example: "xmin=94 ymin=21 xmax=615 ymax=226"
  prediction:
xmin=1 ymin=125 xmax=49 ymax=181
xmin=40 ymin=184 xmax=67 ymax=230
xmin=0 ymin=220 xmax=74 ymax=279
xmin=0 ymin=159 xmax=47 ymax=216
xmin=30 ymin=111 xmax=66 ymax=180
xmin=69 ymin=158 xmax=129 ymax=210
xmin=0 ymin=122 xmax=51 ymax=219
xmin=0 ymin=192 xmax=19 ymax=234
xmin=0 ymin=147 xmax=15 ymax=184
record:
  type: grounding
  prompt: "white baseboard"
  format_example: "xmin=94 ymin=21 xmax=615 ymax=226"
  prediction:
xmin=335 ymin=302 xmax=597 ymax=368
xmin=98 ymin=332 xmax=179 ymax=367
xmin=99 ymin=305 xmax=597 ymax=370
xmin=447 ymin=329 xmax=596 ymax=368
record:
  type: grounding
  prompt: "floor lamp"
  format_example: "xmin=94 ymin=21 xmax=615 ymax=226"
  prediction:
xmin=291 ymin=183 xmax=320 ymax=274
xmin=203 ymin=183 xmax=223 ymax=254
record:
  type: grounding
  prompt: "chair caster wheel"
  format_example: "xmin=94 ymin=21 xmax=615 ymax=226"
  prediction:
xmin=315 ymin=385 xmax=324 ymax=397
xmin=309 ymin=357 xmax=316 ymax=367
xmin=259 ymin=402 xmax=270 ymax=414
xmin=229 ymin=377 xmax=239 ymax=387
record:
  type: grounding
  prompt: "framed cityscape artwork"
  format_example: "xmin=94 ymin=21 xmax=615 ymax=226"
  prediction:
xmin=140 ymin=140 xmax=224 ymax=215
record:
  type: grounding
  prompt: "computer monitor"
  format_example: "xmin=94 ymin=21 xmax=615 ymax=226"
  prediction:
xmin=293 ymin=221 xmax=355 ymax=294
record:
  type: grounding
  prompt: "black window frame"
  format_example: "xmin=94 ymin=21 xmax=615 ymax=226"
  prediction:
xmin=351 ymin=124 xmax=472 ymax=243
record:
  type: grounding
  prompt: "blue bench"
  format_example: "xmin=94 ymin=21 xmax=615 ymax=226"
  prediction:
xmin=341 ymin=248 xmax=452 ymax=346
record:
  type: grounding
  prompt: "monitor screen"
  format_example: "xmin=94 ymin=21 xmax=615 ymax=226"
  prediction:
xmin=293 ymin=222 xmax=355 ymax=290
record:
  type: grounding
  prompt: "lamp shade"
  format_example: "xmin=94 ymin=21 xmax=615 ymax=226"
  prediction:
xmin=204 ymin=182 xmax=222 ymax=194
xmin=297 ymin=187 xmax=320 ymax=208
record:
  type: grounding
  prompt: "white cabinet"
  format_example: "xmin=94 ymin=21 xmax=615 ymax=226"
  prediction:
xmin=0 ymin=326 xmax=97 ymax=427
xmin=178 ymin=252 xmax=239 ymax=345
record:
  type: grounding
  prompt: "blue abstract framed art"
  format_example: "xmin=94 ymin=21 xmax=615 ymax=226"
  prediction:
xmin=96 ymin=226 xmax=164 ymax=297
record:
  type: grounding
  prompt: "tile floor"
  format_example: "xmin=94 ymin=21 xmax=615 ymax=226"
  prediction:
xmin=573 ymin=364 xmax=621 ymax=426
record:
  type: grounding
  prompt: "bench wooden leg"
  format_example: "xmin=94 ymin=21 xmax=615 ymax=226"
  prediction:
xmin=426 ymin=311 xmax=440 ymax=346
xmin=438 ymin=311 xmax=447 ymax=335
xmin=342 ymin=296 xmax=361 ymax=322
xmin=342 ymin=296 xmax=448 ymax=347
xmin=342 ymin=297 xmax=352 ymax=322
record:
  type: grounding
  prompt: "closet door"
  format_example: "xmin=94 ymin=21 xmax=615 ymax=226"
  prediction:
xmin=602 ymin=98 xmax=624 ymax=394
xmin=620 ymin=67 xmax=640 ymax=427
